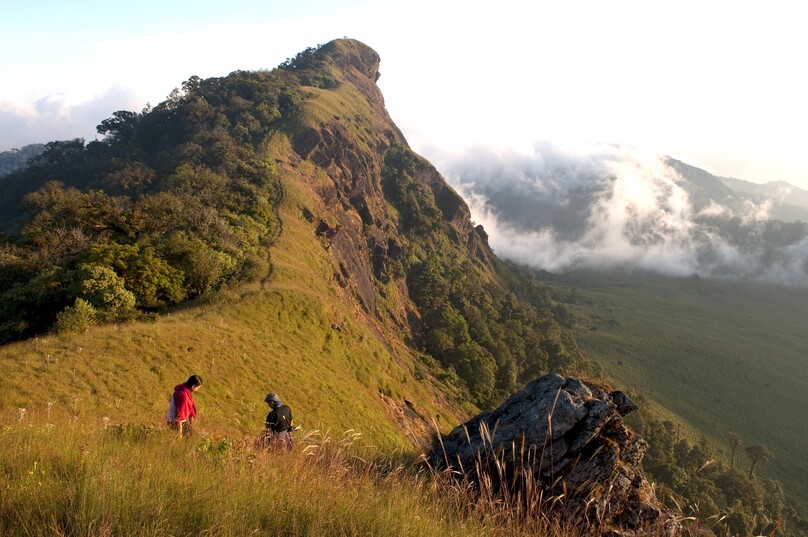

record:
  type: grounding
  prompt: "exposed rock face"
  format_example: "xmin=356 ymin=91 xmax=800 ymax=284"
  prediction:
xmin=287 ymin=40 xmax=478 ymax=323
xmin=427 ymin=374 xmax=680 ymax=536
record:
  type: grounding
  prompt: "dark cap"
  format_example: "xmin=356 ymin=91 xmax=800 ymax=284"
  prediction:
xmin=265 ymin=392 xmax=280 ymax=403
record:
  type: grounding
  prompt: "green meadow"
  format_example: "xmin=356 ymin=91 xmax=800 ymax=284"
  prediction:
xmin=561 ymin=270 xmax=808 ymax=511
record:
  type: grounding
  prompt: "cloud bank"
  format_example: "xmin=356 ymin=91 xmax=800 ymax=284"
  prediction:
xmin=0 ymin=87 xmax=142 ymax=150
xmin=429 ymin=143 xmax=808 ymax=287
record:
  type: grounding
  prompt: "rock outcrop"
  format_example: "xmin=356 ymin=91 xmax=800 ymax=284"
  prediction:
xmin=427 ymin=374 xmax=679 ymax=536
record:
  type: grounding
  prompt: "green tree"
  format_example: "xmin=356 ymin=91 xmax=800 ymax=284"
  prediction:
xmin=745 ymin=443 xmax=773 ymax=480
xmin=101 ymin=162 xmax=156 ymax=194
xmin=715 ymin=471 xmax=759 ymax=511
xmin=160 ymin=233 xmax=234 ymax=297
xmin=652 ymin=462 xmax=689 ymax=489
xmin=21 ymin=182 xmax=131 ymax=254
xmin=543 ymin=339 xmax=574 ymax=373
xmin=425 ymin=305 xmax=469 ymax=347
xmin=30 ymin=139 xmax=86 ymax=170
xmin=96 ymin=110 xmax=141 ymax=141
xmin=722 ymin=509 xmax=753 ymax=537
xmin=760 ymin=479 xmax=786 ymax=521
xmin=451 ymin=341 xmax=496 ymax=406
xmin=80 ymin=243 xmax=186 ymax=308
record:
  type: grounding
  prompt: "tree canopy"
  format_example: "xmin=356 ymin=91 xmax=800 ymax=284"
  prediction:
xmin=0 ymin=68 xmax=302 ymax=342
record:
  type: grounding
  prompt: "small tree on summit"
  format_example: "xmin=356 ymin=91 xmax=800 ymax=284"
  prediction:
xmin=745 ymin=443 xmax=773 ymax=480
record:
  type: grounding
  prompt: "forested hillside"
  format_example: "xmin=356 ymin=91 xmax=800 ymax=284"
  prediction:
xmin=0 ymin=41 xmax=580 ymax=412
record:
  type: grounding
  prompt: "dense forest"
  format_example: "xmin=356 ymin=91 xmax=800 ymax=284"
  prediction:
xmin=0 ymin=70 xmax=302 ymax=342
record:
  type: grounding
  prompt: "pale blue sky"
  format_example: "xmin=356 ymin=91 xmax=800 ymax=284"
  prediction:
xmin=2 ymin=0 xmax=807 ymax=189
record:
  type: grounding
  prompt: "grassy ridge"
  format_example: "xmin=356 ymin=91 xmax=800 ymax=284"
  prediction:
xmin=0 ymin=152 xmax=469 ymax=449
xmin=561 ymin=270 xmax=808 ymax=510
xmin=0 ymin=125 xmax=509 ymax=535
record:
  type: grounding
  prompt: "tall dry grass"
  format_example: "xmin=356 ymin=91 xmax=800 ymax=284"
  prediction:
xmin=0 ymin=412 xmax=714 ymax=536
xmin=0 ymin=413 xmax=548 ymax=536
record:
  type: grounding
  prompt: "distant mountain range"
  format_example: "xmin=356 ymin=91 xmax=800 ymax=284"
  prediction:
xmin=666 ymin=157 xmax=808 ymax=222
xmin=440 ymin=146 xmax=808 ymax=285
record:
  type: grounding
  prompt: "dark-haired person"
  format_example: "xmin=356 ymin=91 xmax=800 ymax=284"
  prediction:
xmin=263 ymin=392 xmax=293 ymax=450
xmin=167 ymin=375 xmax=202 ymax=439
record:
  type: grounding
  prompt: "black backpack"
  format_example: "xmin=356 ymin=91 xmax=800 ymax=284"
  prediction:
xmin=269 ymin=405 xmax=293 ymax=432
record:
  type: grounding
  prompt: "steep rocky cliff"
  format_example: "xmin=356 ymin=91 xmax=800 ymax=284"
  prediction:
xmin=284 ymin=41 xmax=479 ymax=320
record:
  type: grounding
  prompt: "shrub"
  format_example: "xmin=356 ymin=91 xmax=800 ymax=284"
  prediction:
xmin=76 ymin=263 xmax=137 ymax=321
xmin=81 ymin=243 xmax=186 ymax=308
xmin=55 ymin=298 xmax=98 ymax=333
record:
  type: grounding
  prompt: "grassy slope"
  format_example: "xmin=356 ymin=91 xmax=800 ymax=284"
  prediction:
xmin=0 ymin=414 xmax=586 ymax=536
xmin=0 ymin=134 xmax=470 ymax=453
xmin=0 ymin=134 xmax=589 ymax=537
xmin=562 ymin=270 xmax=808 ymax=510
xmin=0 ymin=70 xmax=512 ymax=531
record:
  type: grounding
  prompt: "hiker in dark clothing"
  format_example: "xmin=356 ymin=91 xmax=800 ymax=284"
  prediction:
xmin=262 ymin=392 xmax=294 ymax=450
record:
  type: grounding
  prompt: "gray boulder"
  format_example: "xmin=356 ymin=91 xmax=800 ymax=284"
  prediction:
xmin=427 ymin=374 xmax=679 ymax=536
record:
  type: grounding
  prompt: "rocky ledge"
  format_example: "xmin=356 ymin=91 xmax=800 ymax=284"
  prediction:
xmin=426 ymin=374 xmax=680 ymax=536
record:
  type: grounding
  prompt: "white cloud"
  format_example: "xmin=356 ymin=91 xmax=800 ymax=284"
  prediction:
xmin=432 ymin=142 xmax=808 ymax=286
xmin=0 ymin=87 xmax=143 ymax=150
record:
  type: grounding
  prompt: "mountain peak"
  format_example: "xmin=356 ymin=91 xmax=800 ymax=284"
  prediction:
xmin=278 ymin=39 xmax=385 ymax=109
xmin=318 ymin=39 xmax=381 ymax=82
xmin=281 ymin=39 xmax=381 ymax=83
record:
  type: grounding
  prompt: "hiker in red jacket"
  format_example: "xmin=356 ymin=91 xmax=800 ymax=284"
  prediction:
xmin=166 ymin=375 xmax=202 ymax=439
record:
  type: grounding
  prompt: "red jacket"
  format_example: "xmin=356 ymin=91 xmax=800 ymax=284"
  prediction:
xmin=172 ymin=384 xmax=197 ymax=422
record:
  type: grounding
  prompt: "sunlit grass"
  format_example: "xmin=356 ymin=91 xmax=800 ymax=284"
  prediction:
xmin=0 ymin=164 xmax=469 ymax=446
xmin=2 ymin=397 xmax=718 ymax=537
xmin=0 ymin=416 xmax=583 ymax=536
